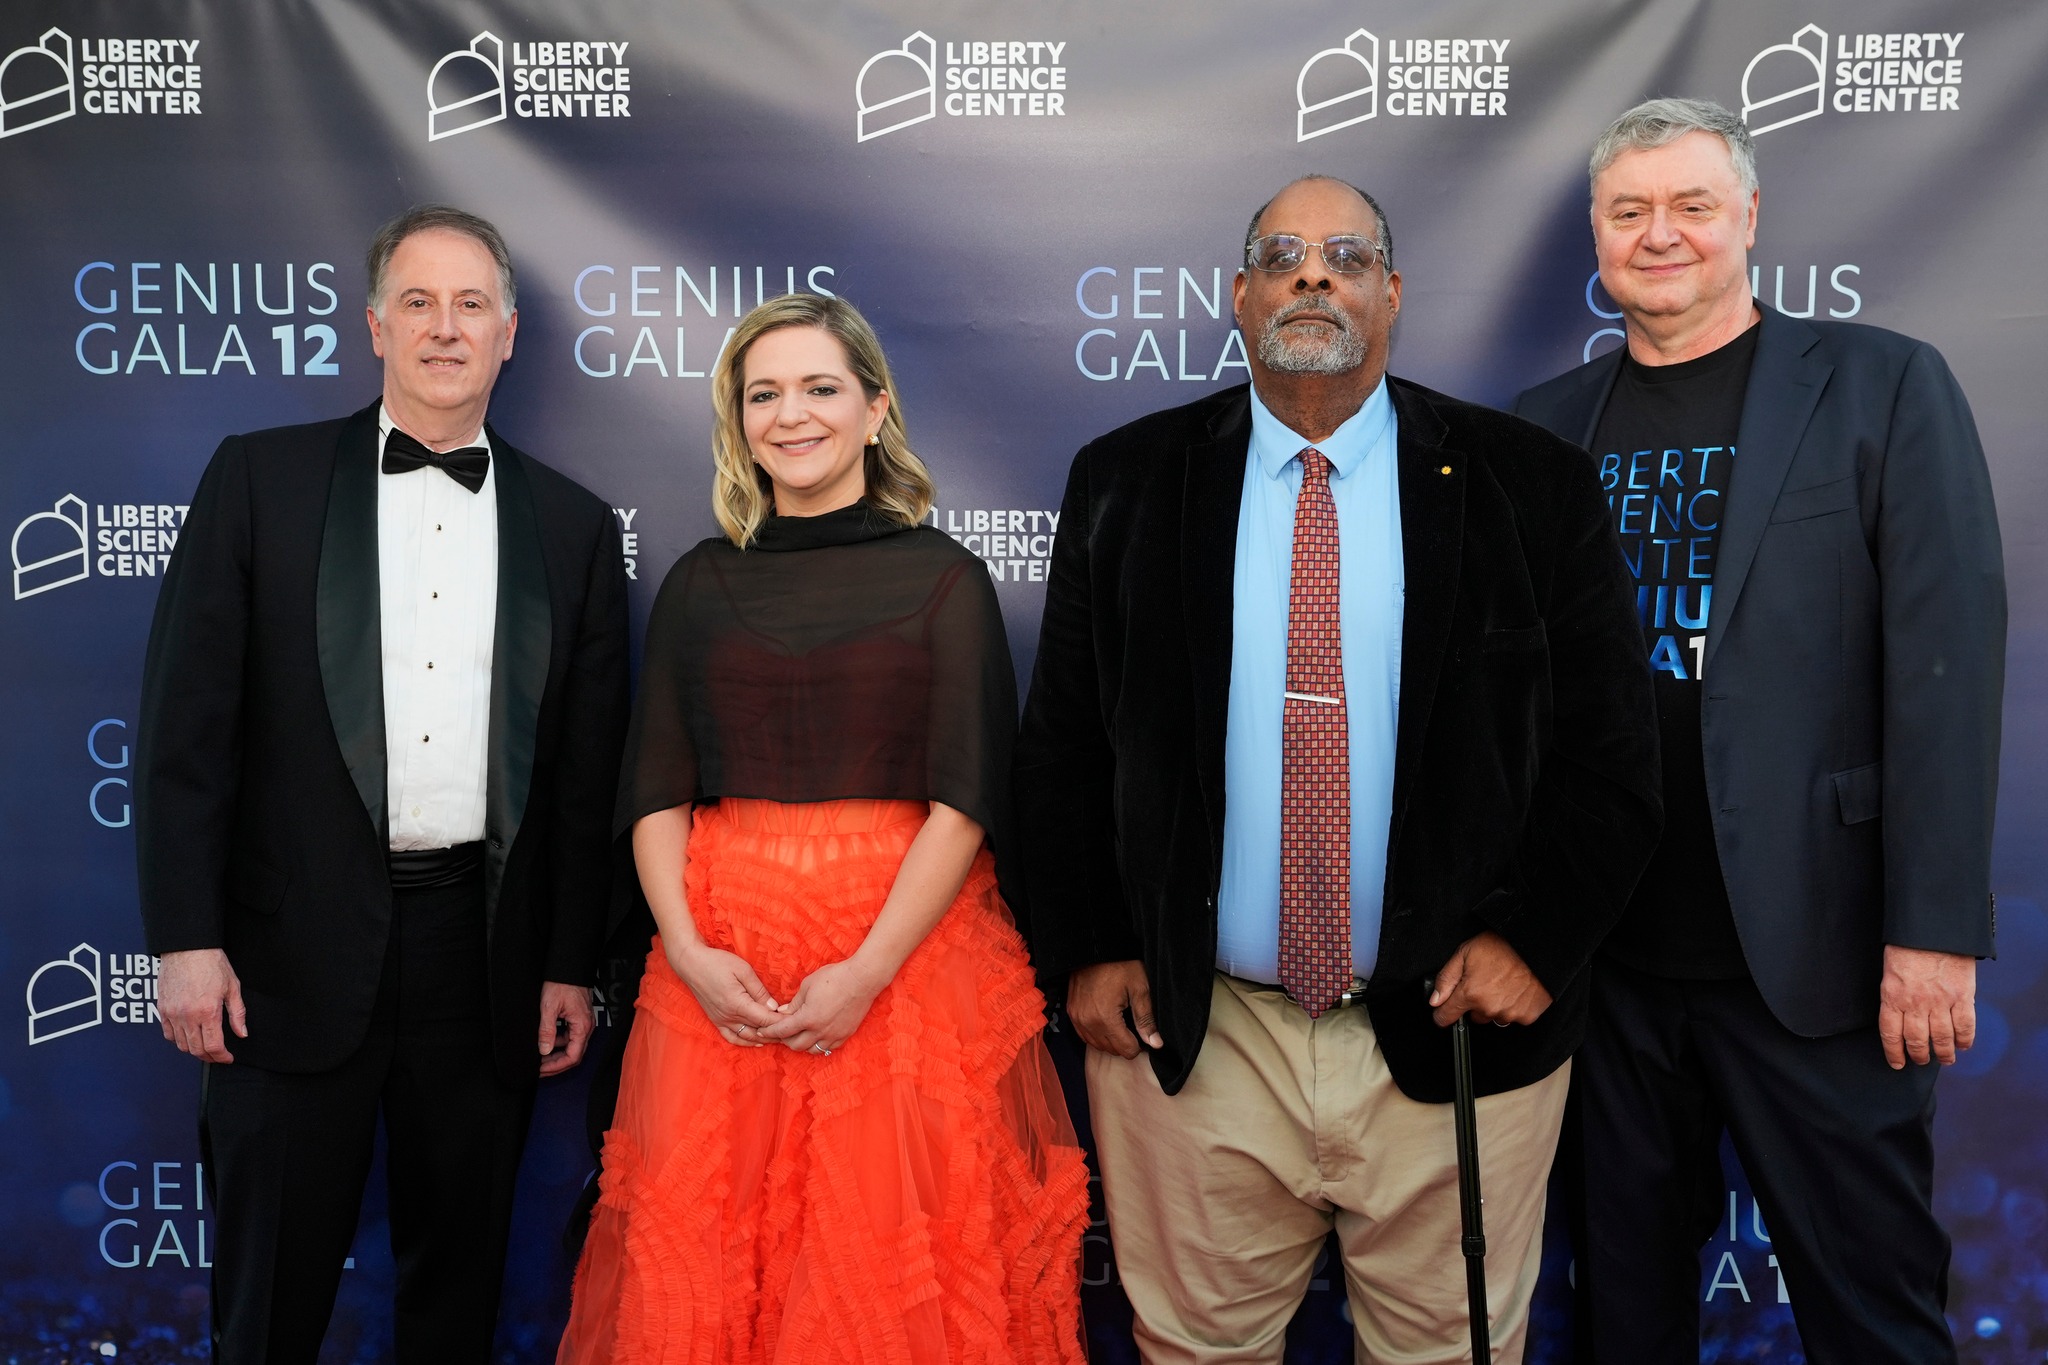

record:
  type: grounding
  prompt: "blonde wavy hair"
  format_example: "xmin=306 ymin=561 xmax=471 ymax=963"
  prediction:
xmin=710 ymin=294 xmax=935 ymax=548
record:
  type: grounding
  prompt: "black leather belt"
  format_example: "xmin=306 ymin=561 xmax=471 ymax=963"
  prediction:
xmin=1225 ymin=972 xmax=1370 ymax=1010
xmin=387 ymin=841 xmax=484 ymax=889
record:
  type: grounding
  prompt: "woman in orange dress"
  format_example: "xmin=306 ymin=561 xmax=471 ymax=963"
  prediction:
xmin=557 ymin=294 xmax=1088 ymax=1365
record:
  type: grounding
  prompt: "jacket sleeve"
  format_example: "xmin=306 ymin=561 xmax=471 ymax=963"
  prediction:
xmin=134 ymin=436 xmax=254 ymax=957
xmin=1479 ymin=448 xmax=1665 ymax=995
xmin=1013 ymin=444 xmax=1142 ymax=977
xmin=542 ymin=506 xmax=632 ymax=983
xmin=1876 ymin=343 xmax=2005 ymax=955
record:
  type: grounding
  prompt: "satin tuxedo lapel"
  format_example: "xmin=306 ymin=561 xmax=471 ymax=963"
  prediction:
xmin=1385 ymin=387 xmax=1462 ymax=853
xmin=316 ymin=403 xmax=388 ymax=845
xmin=1706 ymin=310 xmax=1830 ymax=672
xmin=1181 ymin=390 xmax=1251 ymax=848
xmin=483 ymin=433 xmax=552 ymax=927
xmin=315 ymin=406 xmax=555 ymax=921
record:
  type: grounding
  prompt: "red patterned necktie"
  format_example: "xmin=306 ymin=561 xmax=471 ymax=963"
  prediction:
xmin=1278 ymin=447 xmax=1352 ymax=1017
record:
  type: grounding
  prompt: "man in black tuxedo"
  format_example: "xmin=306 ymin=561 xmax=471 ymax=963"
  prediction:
xmin=1514 ymin=100 xmax=2004 ymax=1363
xmin=1015 ymin=176 xmax=1661 ymax=1362
xmin=136 ymin=205 xmax=629 ymax=1364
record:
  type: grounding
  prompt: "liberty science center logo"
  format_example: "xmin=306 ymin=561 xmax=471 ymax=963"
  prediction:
xmin=426 ymin=29 xmax=633 ymax=141
xmin=855 ymin=31 xmax=1071 ymax=141
xmin=13 ymin=495 xmax=189 ymax=599
xmin=1293 ymin=26 xmax=1512 ymax=141
xmin=28 ymin=944 xmax=163 ymax=1044
xmin=1740 ymin=21 xmax=1963 ymax=135
xmin=0 ymin=24 xmax=206 ymax=138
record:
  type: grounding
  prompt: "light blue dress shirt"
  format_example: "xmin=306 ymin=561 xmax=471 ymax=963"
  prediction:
xmin=1215 ymin=380 xmax=1403 ymax=984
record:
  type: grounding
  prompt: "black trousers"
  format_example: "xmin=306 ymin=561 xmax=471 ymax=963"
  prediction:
xmin=1578 ymin=956 xmax=1954 ymax=1364
xmin=198 ymin=869 xmax=537 ymax=1365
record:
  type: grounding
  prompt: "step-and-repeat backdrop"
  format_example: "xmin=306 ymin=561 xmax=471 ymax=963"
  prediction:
xmin=5 ymin=2 xmax=2044 ymax=1360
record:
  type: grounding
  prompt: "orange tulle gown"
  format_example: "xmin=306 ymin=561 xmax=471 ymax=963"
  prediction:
xmin=558 ymin=798 xmax=1090 ymax=1365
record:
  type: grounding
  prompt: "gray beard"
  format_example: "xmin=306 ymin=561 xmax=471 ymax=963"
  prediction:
xmin=1256 ymin=301 xmax=1367 ymax=374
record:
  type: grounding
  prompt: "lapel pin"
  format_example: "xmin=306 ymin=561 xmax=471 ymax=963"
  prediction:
xmin=1439 ymin=464 xmax=1453 ymax=475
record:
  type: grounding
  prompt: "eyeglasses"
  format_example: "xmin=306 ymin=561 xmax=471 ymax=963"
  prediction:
xmin=1245 ymin=234 xmax=1385 ymax=275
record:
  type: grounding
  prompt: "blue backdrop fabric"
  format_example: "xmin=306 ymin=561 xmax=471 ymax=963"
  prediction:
xmin=4 ymin=2 xmax=2045 ymax=1361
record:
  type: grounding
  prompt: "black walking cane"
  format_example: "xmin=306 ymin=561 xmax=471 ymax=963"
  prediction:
xmin=1451 ymin=1012 xmax=1492 ymax=1362
xmin=1431 ymin=979 xmax=1492 ymax=1363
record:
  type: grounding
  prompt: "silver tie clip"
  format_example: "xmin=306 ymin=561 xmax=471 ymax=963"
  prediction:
xmin=1284 ymin=691 xmax=1343 ymax=706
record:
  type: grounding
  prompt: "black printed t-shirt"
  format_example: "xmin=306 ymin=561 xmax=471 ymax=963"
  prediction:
xmin=1592 ymin=322 xmax=1758 ymax=979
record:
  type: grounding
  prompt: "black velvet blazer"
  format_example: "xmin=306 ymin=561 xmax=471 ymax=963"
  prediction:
xmin=135 ymin=401 xmax=630 ymax=1084
xmin=1015 ymin=379 xmax=1662 ymax=1102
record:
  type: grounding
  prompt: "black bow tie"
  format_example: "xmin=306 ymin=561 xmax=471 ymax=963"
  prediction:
xmin=381 ymin=428 xmax=490 ymax=494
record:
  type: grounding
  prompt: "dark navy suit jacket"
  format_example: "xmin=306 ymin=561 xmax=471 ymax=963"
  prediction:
xmin=1515 ymin=307 xmax=2005 ymax=1037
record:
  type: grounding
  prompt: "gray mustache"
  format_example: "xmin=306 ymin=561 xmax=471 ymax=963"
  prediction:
xmin=1270 ymin=297 xmax=1351 ymax=332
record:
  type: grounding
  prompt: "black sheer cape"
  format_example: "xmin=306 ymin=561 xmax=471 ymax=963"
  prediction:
xmin=618 ymin=501 xmax=1017 ymax=854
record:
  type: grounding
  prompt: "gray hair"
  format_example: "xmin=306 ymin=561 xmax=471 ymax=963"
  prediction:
xmin=1589 ymin=98 xmax=1758 ymax=201
xmin=1242 ymin=175 xmax=1394 ymax=273
xmin=365 ymin=205 xmax=517 ymax=316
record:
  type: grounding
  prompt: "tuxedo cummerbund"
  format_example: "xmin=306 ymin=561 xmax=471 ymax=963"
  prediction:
xmin=387 ymin=842 xmax=484 ymax=890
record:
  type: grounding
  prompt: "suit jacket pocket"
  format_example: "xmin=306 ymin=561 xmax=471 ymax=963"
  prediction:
xmin=1768 ymin=474 xmax=1857 ymax=524
xmin=226 ymin=857 xmax=290 ymax=914
xmin=1481 ymin=624 xmax=1548 ymax=653
xmin=1831 ymin=762 xmax=1882 ymax=825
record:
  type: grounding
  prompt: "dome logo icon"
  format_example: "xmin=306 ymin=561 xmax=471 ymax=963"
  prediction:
xmin=1297 ymin=28 xmax=1378 ymax=142
xmin=28 ymin=944 xmax=102 ymax=1045
xmin=429 ymin=31 xmax=507 ymax=142
xmin=13 ymin=493 xmax=90 ymax=600
xmin=1742 ymin=23 xmax=1828 ymax=135
xmin=856 ymin=32 xmax=937 ymax=141
xmin=0 ymin=26 xmax=76 ymax=139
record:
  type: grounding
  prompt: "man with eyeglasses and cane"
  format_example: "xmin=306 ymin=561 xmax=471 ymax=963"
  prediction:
xmin=1015 ymin=174 xmax=1662 ymax=1363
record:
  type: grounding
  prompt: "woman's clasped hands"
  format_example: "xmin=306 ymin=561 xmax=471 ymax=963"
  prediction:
xmin=757 ymin=957 xmax=888 ymax=1056
xmin=667 ymin=938 xmax=885 ymax=1055
xmin=667 ymin=939 xmax=780 ymax=1047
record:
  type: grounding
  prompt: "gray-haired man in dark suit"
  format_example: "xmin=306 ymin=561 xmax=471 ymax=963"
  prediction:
xmin=1517 ymin=98 xmax=2004 ymax=1364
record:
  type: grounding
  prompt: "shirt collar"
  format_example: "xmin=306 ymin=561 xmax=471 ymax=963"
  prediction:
xmin=377 ymin=402 xmax=489 ymax=455
xmin=1246 ymin=376 xmax=1393 ymax=482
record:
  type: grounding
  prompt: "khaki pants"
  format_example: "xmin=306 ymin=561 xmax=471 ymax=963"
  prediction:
xmin=1087 ymin=973 xmax=1569 ymax=1364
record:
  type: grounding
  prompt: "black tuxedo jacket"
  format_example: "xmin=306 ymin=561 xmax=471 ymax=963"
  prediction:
xmin=1015 ymin=379 xmax=1663 ymax=1102
xmin=1515 ymin=308 xmax=2005 ymax=1036
xmin=136 ymin=400 xmax=630 ymax=1084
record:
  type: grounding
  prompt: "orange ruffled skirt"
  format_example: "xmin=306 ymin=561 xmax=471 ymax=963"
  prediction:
xmin=558 ymin=799 xmax=1089 ymax=1365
